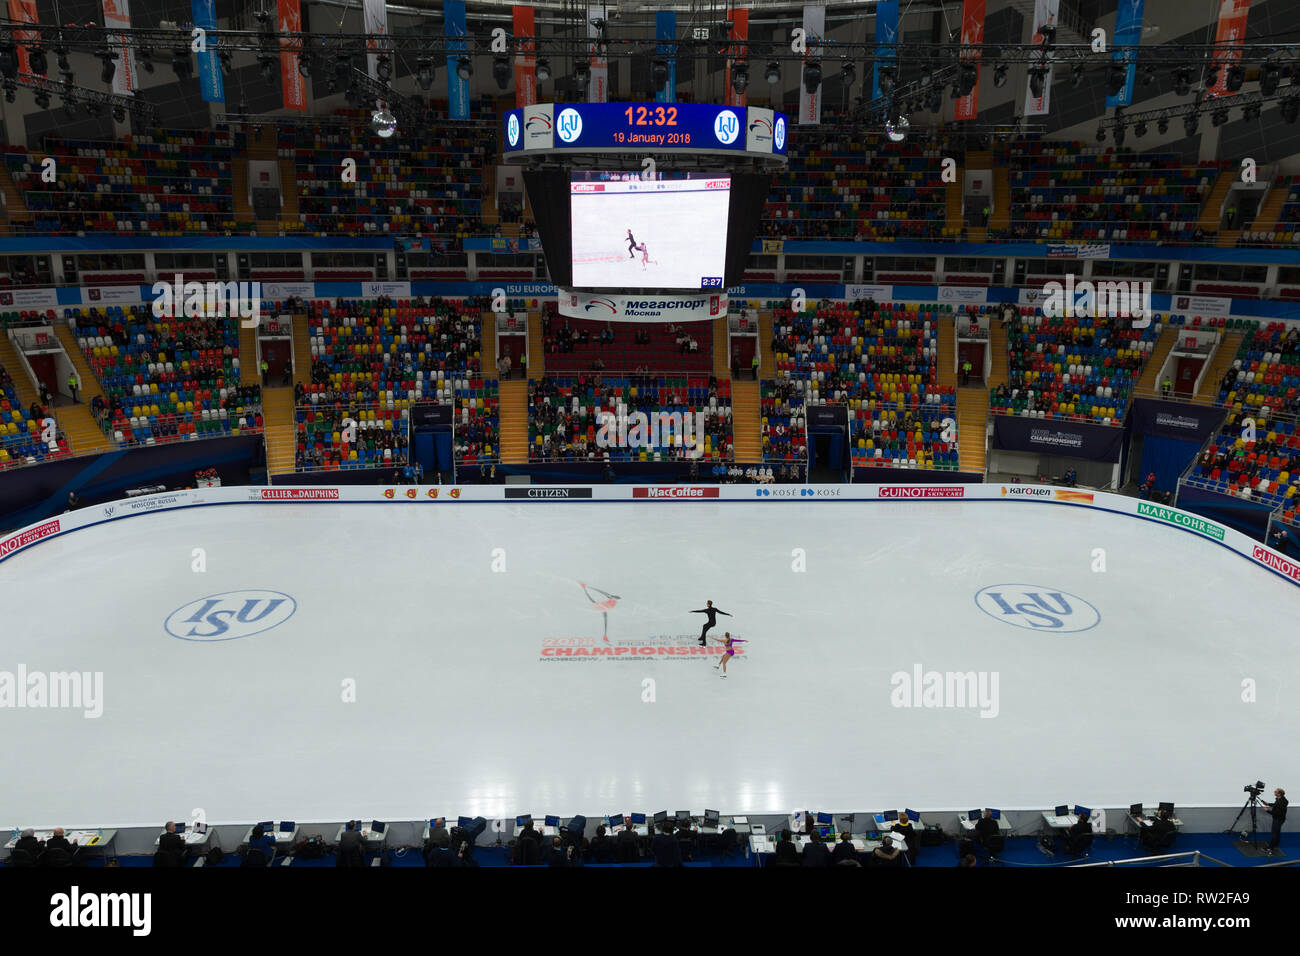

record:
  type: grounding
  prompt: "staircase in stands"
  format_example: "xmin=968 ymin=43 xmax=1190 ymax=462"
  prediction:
xmin=1196 ymin=331 xmax=1245 ymax=401
xmin=51 ymin=325 xmax=114 ymax=456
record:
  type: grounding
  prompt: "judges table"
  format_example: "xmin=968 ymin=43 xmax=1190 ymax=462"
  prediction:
xmin=958 ymin=815 xmax=1012 ymax=834
xmin=334 ymin=825 xmax=387 ymax=850
xmin=3 ymin=829 xmax=117 ymax=859
xmin=1128 ymin=811 xmax=1184 ymax=834
xmin=239 ymin=826 xmax=298 ymax=851
xmin=748 ymin=830 xmax=883 ymax=867
xmin=154 ymin=828 xmax=216 ymax=853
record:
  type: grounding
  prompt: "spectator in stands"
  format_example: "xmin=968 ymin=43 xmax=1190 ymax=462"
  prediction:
xmin=159 ymin=821 xmax=186 ymax=858
xmin=651 ymin=821 xmax=683 ymax=867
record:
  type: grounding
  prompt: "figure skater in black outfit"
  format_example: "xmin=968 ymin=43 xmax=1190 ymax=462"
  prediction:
xmin=690 ymin=600 xmax=731 ymax=646
xmin=626 ymin=229 xmax=638 ymax=258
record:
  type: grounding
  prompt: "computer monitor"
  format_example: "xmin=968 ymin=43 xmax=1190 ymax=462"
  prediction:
xmin=544 ymin=815 xmax=560 ymax=828
xmin=370 ymin=821 xmax=386 ymax=834
xmin=279 ymin=821 xmax=295 ymax=833
xmin=815 ymin=812 xmax=833 ymax=826
xmin=515 ymin=814 xmax=532 ymax=827
xmin=675 ymin=811 xmax=691 ymax=823
xmin=630 ymin=813 xmax=647 ymax=825
xmin=608 ymin=814 xmax=625 ymax=828
xmin=1159 ymin=802 xmax=1175 ymax=814
xmin=175 ymin=822 xmax=186 ymax=834
xmin=1074 ymin=806 xmax=1091 ymax=819
xmin=968 ymin=810 xmax=981 ymax=821
xmin=653 ymin=810 xmax=668 ymax=825
xmin=430 ymin=818 xmax=446 ymax=830
xmin=883 ymin=810 xmax=898 ymax=822
xmin=989 ymin=809 xmax=1002 ymax=821
xmin=458 ymin=816 xmax=473 ymax=829
xmin=256 ymin=821 xmax=272 ymax=833
xmin=814 ymin=824 xmax=834 ymax=840
xmin=1130 ymin=803 xmax=1144 ymax=817
xmin=703 ymin=809 xmax=720 ymax=826
xmin=1054 ymin=805 xmax=1069 ymax=817
xmin=904 ymin=809 xmax=918 ymax=822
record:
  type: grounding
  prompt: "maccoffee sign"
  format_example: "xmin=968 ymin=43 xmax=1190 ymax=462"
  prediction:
xmin=632 ymin=487 xmax=720 ymax=499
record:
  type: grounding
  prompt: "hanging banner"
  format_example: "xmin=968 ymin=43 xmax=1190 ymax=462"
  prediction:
xmin=798 ymin=5 xmax=824 ymax=126
xmin=513 ymin=6 xmax=536 ymax=108
xmin=588 ymin=4 xmax=608 ymax=103
xmin=1105 ymin=0 xmax=1145 ymax=107
xmin=363 ymin=0 xmax=389 ymax=89
xmin=871 ymin=0 xmax=899 ymax=101
xmin=724 ymin=8 xmax=748 ymax=108
xmin=654 ymin=12 xmax=676 ymax=104
xmin=277 ymin=0 xmax=306 ymax=110
xmin=1208 ymin=0 xmax=1251 ymax=98
xmin=8 ymin=1 xmax=39 ymax=77
xmin=192 ymin=0 xmax=225 ymax=104
xmin=953 ymin=0 xmax=986 ymax=121
xmin=1023 ymin=0 xmax=1060 ymax=117
xmin=445 ymin=0 xmax=470 ymax=121
xmin=102 ymin=0 xmax=139 ymax=96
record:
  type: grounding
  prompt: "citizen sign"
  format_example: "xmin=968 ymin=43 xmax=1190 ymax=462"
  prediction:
xmin=632 ymin=487 xmax=720 ymax=499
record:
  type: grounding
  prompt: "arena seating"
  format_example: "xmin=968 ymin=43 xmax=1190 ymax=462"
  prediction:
xmin=764 ymin=298 xmax=958 ymax=470
xmin=281 ymin=109 xmax=495 ymax=238
xmin=0 ymin=366 xmax=68 ymax=469
xmin=541 ymin=308 xmax=712 ymax=374
xmin=301 ymin=296 xmax=497 ymax=469
xmin=528 ymin=374 xmax=732 ymax=462
xmin=68 ymin=305 xmax=263 ymax=446
xmin=992 ymin=306 xmax=1162 ymax=425
xmin=995 ymin=140 xmax=1224 ymax=245
xmin=1184 ymin=407 xmax=1299 ymax=509
xmin=5 ymin=131 xmax=236 ymax=235
xmin=1211 ymin=321 xmax=1300 ymax=417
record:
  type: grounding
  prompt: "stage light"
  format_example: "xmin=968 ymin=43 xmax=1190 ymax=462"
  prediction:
xmin=28 ymin=47 xmax=46 ymax=76
xmin=3 ymin=84 xmax=14 ymax=104
xmin=0 ymin=36 xmax=15 ymax=80
xmin=139 ymin=47 xmax=154 ymax=74
xmin=993 ymin=63 xmax=1008 ymax=88
xmin=1225 ymin=64 xmax=1244 ymax=92
xmin=1281 ymin=97 xmax=1299 ymax=124
xmin=1029 ymin=68 xmax=1046 ymax=98
xmin=1260 ymin=63 xmax=1280 ymax=96
xmin=259 ymin=56 xmax=274 ymax=83
xmin=732 ymin=62 xmax=748 ymax=94
xmin=112 ymin=105 xmax=125 ymax=122
xmin=456 ymin=57 xmax=472 ymax=82
xmin=651 ymin=58 xmax=669 ymax=93
xmin=371 ymin=108 xmax=397 ymax=138
xmin=218 ymin=51 xmax=232 ymax=74
xmin=878 ymin=66 xmax=895 ymax=94
xmin=535 ymin=58 xmax=550 ymax=83
xmin=172 ymin=46 xmax=193 ymax=79
xmin=85 ymin=100 xmax=101 ymax=116
xmin=1096 ymin=126 xmax=1106 ymax=143
xmin=1039 ymin=25 xmax=1057 ymax=47
xmin=299 ymin=52 xmax=315 ymax=78
xmin=1242 ymin=103 xmax=1261 ymax=121
xmin=1173 ymin=68 xmax=1191 ymax=96
xmin=925 ymin=88 xmax=943 ymax=112
xmin=1134 ymin=121 xmax=1148 ymax=137
xmin=885 ymin=114 xmax=909 ymax=143
xmin=56 ymin=48 xmax=70 ymax=74
xmin=1183 ymin=113 xmax=1199 ymax=136
xmin=1211 ymin=107 xmax=1228 ymax=127
xmin=34 ymin=90 xmax=50 ymax=109
xmin=574 ymin=61 xmax=589 ymax=88
xmin=1204 ymin=66 xmax=1218 ymax=88
xmin=1070 ymin=63 xmax=1084 ymax=88
xmin=99 ymin=49 xmax=117 ymax=85
xmin=1114 ymin=124 xmax=1126 ymax=146
xmin=1141 ymin=64 xmax=1156 ymax=86
xmin=957 ymin=64 xmax=977 ymax=96
xmin=492 ymin=55 xmax=510 ymax=90
xmin=765 ymin=60 xmax=780 ymax=85
xmin=376 ymin=54 xmax=392 ymax=83
xmin=803 ymin=61 xmax=821 ymax=94
xmin=840 ymin=61 xmax=855 ymax=87
xmin=1107 ymin=63 xmax=1125 ymax=96
xmin=1156 ymin=115 xmax=1169 ymax=134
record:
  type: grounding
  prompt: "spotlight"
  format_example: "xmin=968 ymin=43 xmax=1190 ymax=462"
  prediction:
xmin=1096 ymin=126 xmax=1106 ymax=143
xmin=139 ymin=47 xmax=154 ymax=74
xmin=885 ymin=113 xmax=909 ymax=143
xmin=1211 ymin=107 xmax=1229 ymax=127
xmin=925 ymin=88 xmax=943 ymax=112
xmin=492 ymin=55 xmax=510 ymax=90
xmin=376 ymin=54 xmax=392 ymax=83
xmin=732 ymin=62 xmax=749 ymax=94
xmin=56 ymin=48 xmax=69 ymax=74
xmin=1242 ymin=103 xmax=1260 ymax=121
xmin=1134 ymin=120 xmax=1148 ymax=137
xmin=1173 ymin=68 xmax=1192 ymax=96
xmin=1260 ymin=63 xmax=1280 ymax=97
xmin=1281 ymin=97 xmax=1299 ymax=124
xmin=574 ymin=61 xmax=589 ymax=88
xmin=259 ymin=56 xmax=274 ymax=83
xmin=112 ymin=105 xmax=125 ymax=122
xmin=172 ymin=46 xmax=192 ymax=79
xmin=957 ymin=64 xmax=977 ymax=97
xmin=371 ymin=108 xmax=397 ymax=138
xmin=993 ymin=63 xmax=1008 ymax=88
xmin=99 ymin=49 xmax=117 ymax=85
xmin=3 ymin=84 xmax=14 ymax=104
xmin=840 ymin=60 xmax=855 ymax=87
xmin=85 ymin=100 xmax=101 ymax=116
xmin=298 ymin=51 xmax=314 ymax=78
xmin=1107 ymin=63 xmax=1125 ymax=96
xmin=878 ymin=66 xmax=895 ymax=94
xmin=34 ymin=90 xmax=50 ymax=109
xmin=535 ymin=57 xmax=550 ymax=83
xmin=803 ymin=61 xmax=821 ymax=94
xmin=456 ymin=57 xmax=472 ymax=82
xmin=1204 ymin=66 xmax=1218 ymax=88
xmin=218 ymin=51 xmax=232 ymax=74
xmin=0 ymin=37 xmax=15 ymax=81
xmin=1183 ymin=113 xmax=1199 ymax=136
xmin=651 ymin=57 xmax=669 ymax=92
xmin=1070 ymin=63 xmax=1084 ymax=88
xmin=1114 ymin=124 xmax=1126 ymax=146
xmin=416 ymin=57 xmax=434 ymax=90
xmin=28 ymin=47 xmax=46 ymax=76
xmin=1156 ymin=115 xmax=1169 ymax=134
xmin=1226 ymin=64 xmax=1244 ymax=92
xmin=1030 ymin=67 xmax=1047 ymax=98
xmin=1141 ymin=64 xmax=1156 ymax=86
xmin=765 ymin=60 xmax=780 ymax=85
xmin=334 ymin=52 xmax=352 ymax=79
xmin=1039 ymin=25 xmax=1057 ymax=47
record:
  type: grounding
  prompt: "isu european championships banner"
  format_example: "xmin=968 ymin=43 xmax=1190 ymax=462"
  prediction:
xmin=4 ymin=484 xmax=1296 ymax=591
xmin=991 ymin=414 xmax=1125 ymax=463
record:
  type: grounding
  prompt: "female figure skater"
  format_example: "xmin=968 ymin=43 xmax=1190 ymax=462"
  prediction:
xmin=712 ymin=632 xmax=746 ymax=678
xmin=639 ymin=242 xmax=650 ymax=270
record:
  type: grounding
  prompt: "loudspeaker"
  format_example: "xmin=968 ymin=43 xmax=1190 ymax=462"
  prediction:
xmin=216 ymin=255 xmax=230 ymax=281
xmin=376 ymin=255 xmax=388 ymax=280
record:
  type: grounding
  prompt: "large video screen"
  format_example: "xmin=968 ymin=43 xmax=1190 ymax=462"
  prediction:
xmin=570 ymin=171 xmax=730 ymax=290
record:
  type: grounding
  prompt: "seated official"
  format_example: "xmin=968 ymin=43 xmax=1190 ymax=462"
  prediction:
xmin=651 ymin=822 xmax=683 ymax=867
xmin=830 ymin=832 xmax=859 ymax=865
xmin=14 ymin=828 xmax=42 ymax=858
xmin=44 ymin=828 xmax=78 ymax=855
xmin=614 ymin=822 xmax=640 ymax=862
xmin=247 ymin=824 xmax=276 ymax=861
xmin=158 ymin=822 xmax=186 ymax=858
xmin=1064 ymin=811 xmax=1093 ymax=854
xmin=544 ymin=835 xmax=569 ymax=867
xmin=801 ymin=832 xmax=831 ymax=867
xmin=890 ymin=813 xmax=919 ymax=862
xmin=773 ymin=828 xmax=799 ymax=867
xmin=974 ymin=809 xmax=1000 ymax=846
xmin=1140 ymin=809 xmax=1176 ymax=850
xmin=872 ymin=835 xmax=905 ymax=867
xmin=337 ymin=820 xmax=368 ymax=866
xmin=588 ymin=825 xmax=615 ymax=863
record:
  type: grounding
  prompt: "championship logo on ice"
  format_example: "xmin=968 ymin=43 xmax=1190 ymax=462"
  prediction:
xmin=973 ymin=585 xmax=1100 ymax=632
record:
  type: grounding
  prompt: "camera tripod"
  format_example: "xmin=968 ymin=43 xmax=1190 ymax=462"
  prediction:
xmin=1227 ymin=791 xmax=1263 ymax=848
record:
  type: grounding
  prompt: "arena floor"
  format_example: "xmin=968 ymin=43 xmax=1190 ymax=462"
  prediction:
xmin=3 ymin=498 xmax=1297 ymax=828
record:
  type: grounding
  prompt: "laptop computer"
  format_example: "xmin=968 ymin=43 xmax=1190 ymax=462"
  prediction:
xmin=255 ymin=821 xmax=272 ymax=833
xmin=904 ymin=809 xmax=918 ymax=822
xmin=653 ymin=810 xmax=669 ymax=825
xmin=515 ymin=814 xmax=532 ymax=827
xmin=703 ymin=809 xmax=720 ymax=827
xmin=1054 ymin=805 xmax=1070 ymax=818
xmin=630 ymin=813 xmax=646 ymax=825
xmin=175 ymin=822 xmax=186 ymax=834
xmin=989 ymin=809 xmax=1002 ymax=821
xmin=815 ymin=812 xmax=833 ymax=826
xmin=1130 ymin=803 xmax=1144 ymax=817
xmin=370 ymin=821 xmax=386 ymax=835
xmin=1159 ymin=802 xmax=1175 ymax=814
xmin=278 ymin=821 xmax=295 ymax=833
xmin=968 ymin=810 xmax=981 ymax=821
xmin=882 ymin=810 xmax=898 ymax=822
xmin=430 ymin=818 xmax=446 ymax=830
xmin=608 ymin=814 xmax=625 ymax=828
xmin=544 ymin=815 xmax=560 ymax=828
xmin=458 ymin=816 xmax=473 ymax=829
xmin=675 ymin=811 xmax=691 ymax=824
xmin=1074 ymin=806 xmax=1091 ymax=819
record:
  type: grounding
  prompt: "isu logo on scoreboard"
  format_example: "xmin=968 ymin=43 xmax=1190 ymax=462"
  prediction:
xmin=713 ymin=110 xmax=740 ymax=145
xmin=774 ymin=116 xmax=786 ymax=150
xmin=557 ymin=108 xmax=582 ymax=142
xmin=506 ymin=114 xmax=520 ymax=147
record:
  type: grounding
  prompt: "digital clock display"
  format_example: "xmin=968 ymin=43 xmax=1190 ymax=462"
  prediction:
xmin=504 ymin=102 xmax=787 ymax=156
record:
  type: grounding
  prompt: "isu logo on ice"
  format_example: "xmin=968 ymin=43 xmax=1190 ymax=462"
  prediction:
xmin=164 ymin=590 xmax=297 ymax=642
xmin=973 ymin=585 xmax=1100 ymax=632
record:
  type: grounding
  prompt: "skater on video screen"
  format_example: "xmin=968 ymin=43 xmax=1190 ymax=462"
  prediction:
xmin=626 ymin=229 xmax=638 ymax=258
xmin=639 ymin=242 xmax=650 ymax=270
xmin=712 ymin=632 xmax=746 ymax=677
xmin=690 ymin=600 xmax=731 ymax=646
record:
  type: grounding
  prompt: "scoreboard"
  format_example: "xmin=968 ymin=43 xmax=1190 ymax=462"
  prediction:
xmin=503 ymin=102 xmax=788 ymax=160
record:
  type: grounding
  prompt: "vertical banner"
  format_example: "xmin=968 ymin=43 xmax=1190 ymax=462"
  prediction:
xmin=587 ymin=4 xmax=608 ymax=103
xmin=1023 ymin=0 xmax=1060 ymax=117
xmin=1106 ymin=0 xmax=1145 ymax=107
xmin=1208 ymin=0 xmax=1251 ymax=98
xmin=102 ymin=0 xmax=138 ymax=96
xmin=9 ymin=0 xmax=38 ymax=77
xmin=363 ymin=0 xmax=389 ymax=87
xmin=192 ymin=0 xmax=225 ymax=103
xmin=724 ymin=8 xmax=748 ymax=108
xmin=798 ymin=4 xmax=824 ymax=126
xmin=655 ymin=11 xmax=677 ymax=104
xmin=278 ymin=0 xmax=306 ymax=110
xmin=445 ymin=0 xmax=470 ymax=120
xmin=871 ymin=0 xmax=899 ymax=102
xmin=953 ymin=0 xmax=986 ymax=121
xmin=513 ymin=6 xmax=536 ymax=108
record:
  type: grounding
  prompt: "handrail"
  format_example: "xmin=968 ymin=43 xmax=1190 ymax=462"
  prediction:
xmin=1073 ymin=851 xmax=1233 ymax=867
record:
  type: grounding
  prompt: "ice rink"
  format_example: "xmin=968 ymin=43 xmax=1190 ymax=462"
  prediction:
xmin=3 ymin=497 xmax=1298 ymax=828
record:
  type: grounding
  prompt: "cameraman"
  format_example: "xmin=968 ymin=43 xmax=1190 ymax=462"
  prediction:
xmin=1264 ymin=787 xmax=1288 ymax=855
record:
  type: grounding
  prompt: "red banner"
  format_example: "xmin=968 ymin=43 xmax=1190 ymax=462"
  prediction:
xmin=953 ymin=0 xmax=985 ymax=121
xmin=1208 ymin=0 xmax=1251 ymax=98
xmin=278 ymin=0 xmax=307 ymax=110
xmin=725 ymin=8 xmax=749 ymax=108
xmin=8 ymin=0 xmax=38 ymax=77
xmin=513 ymin=6 xmax=536 ymax=108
